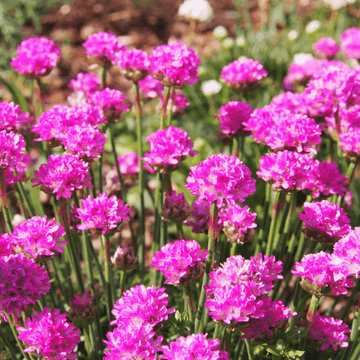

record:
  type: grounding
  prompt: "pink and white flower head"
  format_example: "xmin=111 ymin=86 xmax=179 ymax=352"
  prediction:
xmin=0 ymin=101 xmax=34 ymax=132
xmin=0 ymin=254 xmax=50 ymax=318
xmin=17 ymin=307 xmax=81 ymax=360
xmin=32 ymin=154 xmax=93 ymax=200
xmin=313 ymin=37 xmax=339 ymax=59
xmin=185 ymin=153 xmax=256 ymax=207
xmin=11 ymin=37 xmax=60 ymax=77
xmin=220 ymin=57 xmax=267 ymax=93
xmin=162 ymin=191 xmax=192 ymax=222
xmin=139 ymin=75 xmax=163 ymax=98
xmin=150 ymin=42 xmax=201 ymax=87
xmin=215 ymin=101 xmax=253 ymax=137
xmin=142 ymin=126 xmax=197 ymax=174
xmin=68 ymin=72 xmax=101 ymax=96
xmin=184 ymin=198 xmax=211 ymax=233
xmin=340 ymin=27 xmax=360 ymax=60
xmin=9 ymin=215 xmax=66 ymax=263
xmin=220 ymin=204 xmax=257 ymax=245
xmin=83 ymin=32 xmax=125 ymax=65
xmin=299 ymin=200 xmax=351 ymax=245
xmin=76 ymin=192 xmax=130 ymax=235
xmin=110 ymin=284 xmax=175 ymax=327
xmin=292 ymin=252 xmax=353 ymax=296
xmin=270 ymin=92 xmax=308 ymax=115
xmin=308 ymin=313 xmax=350 ymax=351
xmin=339 ymin=127 xmax=360 ymax=161
xmin=151 ymin=240 xmax=209 ymax=285
xmin=160 ymin=333 xmax=230 ymax=360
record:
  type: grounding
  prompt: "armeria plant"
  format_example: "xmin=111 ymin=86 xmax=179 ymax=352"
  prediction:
xmin=2 ymin=12 xmax=360 ymax=360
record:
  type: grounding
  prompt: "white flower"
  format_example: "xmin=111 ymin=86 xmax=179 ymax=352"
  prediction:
xmin=201 ymin=80 xmax=222 ymax=96
xmin=213 ymin=26 xmax=228 ymax=40
xmin=235 ymin=36 xmax=246 ymax=46
xmin=288 ymin=30 xmax=299 ymax=41
xmin=322 ymin=0 xmax=355 ymax=10
xmin=178 ymin=0 xmax=214 ymax=22
xmin=293 ymin=53 xmax=314 ymax=65
xmin=305 ymin=20 xmax=321 ymax=34
xmin=222 ymin=38 xmax=235 ymax=49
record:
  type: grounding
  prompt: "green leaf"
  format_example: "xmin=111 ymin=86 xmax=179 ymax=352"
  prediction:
xmin=0 ymin=74 xmax=29 ymax=112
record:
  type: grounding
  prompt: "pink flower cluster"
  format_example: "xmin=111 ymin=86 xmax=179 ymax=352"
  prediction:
xmin=151 ymin=240 xmax=209 ymax=285
xmin=68 ymin=291 xmax=97 ymax=325
xmin=162 ymin=191 xmax=192 ymax=222
xmin=0 ymin=101 xmax=34 ymax=132
xmin=68 ymin=72 xmax=101 ymax=95
xmin=139 ymin=75 xmax=163 ymax=98
xmin=118 ymin=152 xmax=140 ymax=176
xmin=17 ymin=307 xmax=81 ymax=360
xmin=339 ymin=127 xmax=360 ymax=160
xmin=340 ymin=27 xmax=360 ymax=59
xmin=270 ymin=92 xmax=308 ymax=115
xmin=184 ymin=198 xmax=211 ymax=233
xmin=313 ymin=37 xmax=339 ymax=59
xmin=11 ymin=37 xmax=60 ymax=76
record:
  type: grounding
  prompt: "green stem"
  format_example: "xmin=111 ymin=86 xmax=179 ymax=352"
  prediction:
xmin=102 ymin=234 xmax=114 ymax=324
xmin=89 ymin=168 xmax=97 ymax=197
xmin=2 ymin=205 xmax=13 ymax=233
xmin=230 ymin=242 xmax=237 ymax=256
xmin=340 ymin=279 xmax=360 ymax=319
xmin=119 ymin=269 xmax=126 ymax=295
xmin=340 ymin=307 xmax=360 ymax=360
xmin=101 ymin=65 xmax=107 ymax=89
xmin=184 ymin=286 xmax=195 ymax=333
xmin=15 ymin=181 xmax=34 ymax=217
xmin=98 ymin=152 xmax=104 ymax=194
xmin=0 ymin=324 xmax=18 ymax=359
xmin=161 ymin=86 xmax=171 ymax=129
xmin=213 ymin=323 xmax=221 ymax=339
xmin=244 ymin=339 xmax=255 ymax=360
xmin=305 ymin=294 xmax=321 ymax=333
xmin=176 ymin=221 xmax=186 ymax=239
xmin=256 ymin=182 xmax=271 ymax=256
xmin=33 ymin=78 xmax=44 ymax=116
xmin=265 ymin=191 xmax=282 ymax=257
xmin=166 ymin=86 xmax=174 ymax=128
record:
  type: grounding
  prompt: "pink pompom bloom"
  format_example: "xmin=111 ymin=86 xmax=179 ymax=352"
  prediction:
xmin=150 ymin=41 xmax=201 ymax=87
xmin=83 ymin=32 xmax=125 ymax=64
xmin=215 ymin=101 xmax=253 ymax=136
xmin=184 ymin=198 xmax=211 ymax=233
xmin=292 ymin=252 xmax=353 ymax=296
xmin=340 ymin=27 xmax=360 ymax=60
xmin=309 ymin=313 xmax=350 ymax=351
xmin=270 ymin=92 xmax=308 ymax=115
xmin=0 ymin=101 xmax=34 ymax=132
xmin=160 ymin=333 xmax=230 ymax=360
xmin=162 ymin=191 xmax=192 ymax=222
xmin=240 ymin=297 xmax=296 ymax=340
xmin=76 ymin=192 xmax=130 ymax=235
xmin=118 ymin=152 xmax=141 ymax=176
xmin=17 ymin=307 xmax=81 ymax=360
xmin=68 ymin=72 xmax=101 ymax=97
xmin=142 ymin=126 xmax=197 ymax=174
xmin=32 ymin=154 xmax=93 ymax=200
xmin=11 ymin=37 xmax=60 ymax=77
xmin=151 ymin=240 xmax=209 ymax=285
xmin=220 ymin=58 xmax=267 ymax=93
xmin=313 ymin=37 xmax=339 ymax=59
xmin=139 ymin=75 xmax=163 ymax=98
xmin=339 ymin=127 xmax=360 ymax=161
xmin=104 ymin=322 xmax=163 ymax=360
xmin=9 ymin=215 xmax=66 ymax=262
xmin=0 ymin=233 xmax=15 ymax=256
xmin=0 ymin=254 xmax=50 ymax=318
xmin=111 ymin=284 xmax=175 ymax=327
xmin=185 ymin=153 xmax=256 ymax=207
xmin=299 ymin=201 xmax=351 ymax=245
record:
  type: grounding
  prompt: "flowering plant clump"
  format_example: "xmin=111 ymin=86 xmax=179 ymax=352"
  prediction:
xmin=0 ymin=101 xmax=34 ymax=132
xmin=313 ymin=37 xmax=339 ymax=59
xmin=17 ymin=307 xmax=81 ymax=360
xmin=76 ymin=192 xmax=130 ymax=235
xmin=152 ymin=240 xmax=209 ymax=285
xmin=220 ymin=58 xmax=268 ymax=93
xmin=299 ymin=201 xmax=351 ymax=245
xmin=340 ymin=27 xmax=360 ymax=59
xmin=11 ymin=37 xmax=60 ymax=77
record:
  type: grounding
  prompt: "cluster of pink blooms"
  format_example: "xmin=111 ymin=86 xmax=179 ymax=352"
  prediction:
xmin=340 ymin=27 xmax=360 ymax=59
xmin=339 ymin=127 xmax=360 ymax=160
xmin=142 ymin=126 xmax=197 ymax=174
xmin=162 ymin=191 xmax=192 ymax=222
xmin=32 ymin=154 xmax=93 ymax=199
xmin=139 ymin=75 xmax=163 ymax=98
xmin=75 ymin=192 xmax=130 ymax=235
xmin=325 ymin=105 xmax=360 ymax=138
xmin=68 ymin=73 xmax=101 ymax=95
xmin=299 ymin=201 xmax=351 ymax=245
xmin=184 ymin=198 xmax=211 ymax=233
xmin=0 ymin=101 xmax=34 ymax=132
xmin=313 ymin=37 xmax=339 ymax=59
xmin=221 ymin=58 xmax=267 ymax=93
xmin=117 ymin=152 xmax=141 ymax=176
xmin=152 ymin=240 xmax=209 ymax=285
xmin=245 ymin=106 xmax=322 ymax=153
xmin=11 ymin=37 xmax=60 ymax=76
xmin=17 ymin=307 xmax=81 ymax=360
xmin=270 ymin=92 xmax=308 ymax=115
xmin=185 ymin=153 xmax=256 ymax=207
xmin=68 ymin=291 xmax=97 ymax=326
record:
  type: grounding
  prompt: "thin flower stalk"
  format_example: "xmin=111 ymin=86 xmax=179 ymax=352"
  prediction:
xmin=340 ymin=307 xmax=360 ymax=360
xmin=245 ymin=339 xmax=255 ymax=360
xmin=166 ymin=86 xmax=175 ymax=128
xmin=265 ymin=191 xmax=283 ymax=257
xmin=0 ymin=326 xmax=17 ymax=359
xmin=306 ymin=294 xmax=321 ymax=332
xmin=255 ymin=182 xmax=271 ymax=256
xmin=161 ymin=86 xmax=172 ymax=129
xmin=33 ymin=78 xmax=45 ymax=117
xmin=15 ymin=181 xmax=34 ymax=217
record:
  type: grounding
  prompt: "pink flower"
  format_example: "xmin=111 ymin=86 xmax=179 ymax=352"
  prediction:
xmin=112 ymin=245 xmax=137 ymax=270
xmin=142 ymin=126 xmax=197 ymax=174
xmin=160 ymin=333 xmax=230 ymax=360
xmin=184 ymin=198 xmax=211 ymax=233
xmin=340 ymin=27 xmax=360 ymax=59
xmin=110 ymin=284 xmax=175 ymax=327
xmin=150 ymin=42 xmax=201 ymax=86
xmin=68 ymin=291 xmax=97 ymax=325
xmin=139 ymin=75 xmax=163 ymax=98
xmin=185 ymin=153 xmax=256 ymax=207
xmin=0 ymin=254 xmax=50 ymax=318
xmin=215 ymin=101 xmax=253 ymax=136
xmin=299 ymin=201 xmax=351 ymax=245
xmin=76 ymin=192 xmax=130 ymax=235
xmin=11 ymin=37 xmax=60 ymax=76
xmin=32 ymin=154 xmax=93 ymax=200
xmin=309 ymin=313 xmax=350 ymax=351
xmin=270 ymin=92 xmax=308 ymax=115
xmin=118 ymin=152 xmax=141 ymax=176
xmin=162 ymin=191 xmax=192 ymax=222
xmin=339 ymin=127 xmax=360 ymax=160
xmin=0 ymin=233 xmax=15 ymax=256
xmin=220 ymin=58 xmax=267 ymax=93
xmin=0 ymin=101 xmax=34 ymax=132
xmin=68 ymin=72 xmax=100 ymax=95
xmin=313 ymin=37 xmax=339 ymax=59
xmin=17 ymin=307 xmax=81 ymax=360
xmin=152 ymin=240 xmax=209 ymax=285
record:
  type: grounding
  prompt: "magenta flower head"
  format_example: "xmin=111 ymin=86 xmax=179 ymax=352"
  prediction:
xmin=0 ymin=254 xmax=50 ymax=318
xmin=76 ymin=192 xmax=130 ymax=235
xmin=11 ymin=37 xmax=60 ymax=77
xmin=68 ymin=291 xmax=97 ymax=326
xmin=299 ymin=200 xmax=351 ymax=245
xmin=32 ymin=154 xmax=93 ymax=200
xmin=185 ymin=153 xmax=256 ymax=207
xmin=220 ymin=57 xmax=267 ymax=93
xmin=270 ymin=92 xmax=308 ymax=115
xmin=111 ymin=284 xmax=175 ymax=327
xmin=215 ymin=101 xmax=253 ymax=137
xmin=308 ymin=313 xmax=350 ymax=351
xmin=0 ymin=101 xmax=34 ymax=132
xmin=17 ymin=307 xmax=81 ymax=360
xmin=118 ymin=152 xmax=141 ymax=176
xmin=151 ymin=240 xmax=209 ymax=286
xmin=142 ymin=126 xmax=197 ymax=174
xmin=160 ymin=333 xmax=230 ymax=360
xmin=139 ymin=75 xmax=164 ymax=98
xmin=184 ymin=198 xmax=211 ymax=233
xmin=162 ymin=191 xmax=192 ymax=222
xmin=150 ymin=41 xmax=201 ymax=87
xmin=313 ymin=37 xmax=339 ymax=59
xmin=83 ymin=32 xmax=125 ymax=65
xmin=111 ymin=244 xmax=138 ymax=270
xmin=340 ymin=27 xmax=360 ymax=60
xmin=339 ymin=127 xmax=360 ymax=161
xmin=68 ymin=72 xmax=101 ymax=95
